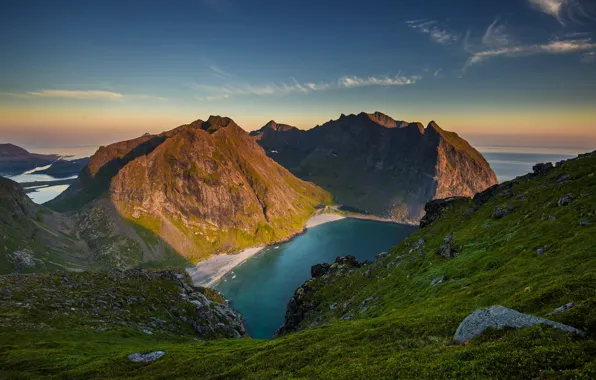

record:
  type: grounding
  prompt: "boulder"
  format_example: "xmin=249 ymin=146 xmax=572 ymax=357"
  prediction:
xmin=454 ymin=305 xmax=586 ymax=343
xmin=438 ymin=234 xmax=458 ymax=259
xmin=491 ymin=206 xmax=514 ymax=219
xmin=311 ymin=263 xmax=331 ymax=278
xmin=430 ymin=276 xmax=445 ymax=287
xmin=334 ymin=255 xmax=360 ymax=268
xmin=420 ymin=197 xmax=469 ymax=228
xmin=532 ymin=162 xmax=553 ymax=176
xmin=128 ymin=351 xmax=165 ymax=363
xmin=558 ymin=195 xmax=572 ymax=206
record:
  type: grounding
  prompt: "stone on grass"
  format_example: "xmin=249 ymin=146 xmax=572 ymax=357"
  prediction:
xmin=547 ymin=302 xmax=575 ymax=316
xmin=558 ymin=195 xmax=572 ymax=206
xmin=454 ymin=305 xmax=585 ymax=343
xmin=430 ymin=276 xmax=445 ymax=287
xmin=128 ymin=351 xmax=165 ymax=363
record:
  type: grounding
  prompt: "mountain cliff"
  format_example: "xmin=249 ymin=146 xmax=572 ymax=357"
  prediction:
xmin=47 ymin=116 xmax=331 ymax=264
xmin=250 ymin=112 xmax=498 ymax=221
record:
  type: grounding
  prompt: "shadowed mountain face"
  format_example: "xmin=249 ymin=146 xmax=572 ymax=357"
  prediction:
xmin=250 ymin=112 xmax=498 ymax=221
xmin=48 ymin=116 xmax=331 ymax=264
xmin=0 ymin=143 xmax=60 ymax=176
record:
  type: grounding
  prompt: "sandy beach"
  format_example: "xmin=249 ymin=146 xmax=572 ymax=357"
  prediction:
xmin=186 ymin=212 xmax=346 ymax=288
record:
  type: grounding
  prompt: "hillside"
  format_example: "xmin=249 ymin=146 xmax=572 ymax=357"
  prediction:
xmin=1 ymin=151 xmax=594 ymax=378
xmin=0 ymin=143 xmax=59 ymax=176
xmin=250 ymin=112 xmax=498 ymax=221
xmin=0 ymin=176 xmax=93 ymax=274
xmin=36 ymin=157 xmax=90 ymax=178
xmin=47 ymin=116 xmax=331 ymax=264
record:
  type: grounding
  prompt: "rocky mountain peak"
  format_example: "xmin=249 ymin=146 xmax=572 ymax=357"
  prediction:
xmin=365 ymin=111 xmax=402 ymax=128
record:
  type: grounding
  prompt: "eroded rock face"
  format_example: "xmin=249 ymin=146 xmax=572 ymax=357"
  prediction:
xmin=251 ymin=113 xmax=497 ymax=221
xmin=454 ymin=306 xmax=586 ymax=343
xmin=47 ymin=116 xmax=331 ymax=263
xmin=420 ymin=197 xmax=469 ymax=228
xmin=276 ymin=256 xmax=365 ymax=337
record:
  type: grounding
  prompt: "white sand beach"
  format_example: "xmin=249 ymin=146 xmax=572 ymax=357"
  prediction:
xmin=305 ymin=213 xmax=345 ymax=228
xmin=187 ymin=212 xmax=346 ymax=288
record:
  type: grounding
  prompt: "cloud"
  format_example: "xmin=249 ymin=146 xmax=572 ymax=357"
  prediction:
xmin=466 ymin=38 xmax=596 ymax=66
xmin=191 ymin=73 xmax=421 ymax=100
xmin=0 ymin=89 xmax=167 ymax=101
xmin=405 ymin=20 xmax=461 ymax=45
xmin=196 ymin=94 xmax=231 ymax=101
xmin=337 ymin=74 xmax=420 ymax=88
xmin=27 ymin=90 xmax=124 ymax=99
xmin=482 ymin=19 xmax=512 ymax=48
xmin=582 ymin=51 xmax=596 ymax=62
xmin=434 ymin=68 xmax=443 ymax=77
xmin=528 ymin=0 xmax=596 ymax=24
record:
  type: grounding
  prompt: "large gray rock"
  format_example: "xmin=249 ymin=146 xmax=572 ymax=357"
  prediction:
xmin=128 ymin=351 xmax=165 ymax=363
xmin=454 ymin=306 xmax=586 ymax=343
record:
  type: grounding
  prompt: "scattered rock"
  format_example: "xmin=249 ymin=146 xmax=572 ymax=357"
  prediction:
xmin=376 ymin=252 xmax=388 ymax=260
xmin=330 ymin=303 xmax=336 ymax=311
xmin=532 ymin=163 xmax=553 ymax=177
xmin=311 ymin=263 xmax=331 ymax=278
xmin=453 ymin=305 xmax=586 ymax=343
xmin=556 ymin=174 xmax=570 ymax=183
xmin=438 ymin=234 xmax=458 ymax=259
xmin=579 ymin=221 xmax=591 ymax=227
xmin=558 ymin=195 xmax=573 ymax=206
xmin=547 ymin=302 xmax=575 ymax=316
xmin=537 ymin=248 xmax=545 ymax=256
xmin=549 ymin=216 xmax=556 ymax=221
xmin=491 ymin=206 xmax=514 ymax=219
xmin=431 ymin=276 xmax=445 ymax=287
xmin=128 ymin=351 xmax=165 ymax=363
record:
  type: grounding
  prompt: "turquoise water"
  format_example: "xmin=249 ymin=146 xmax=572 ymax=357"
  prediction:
xmin=215 ymin=218 xmax=417 ymax=339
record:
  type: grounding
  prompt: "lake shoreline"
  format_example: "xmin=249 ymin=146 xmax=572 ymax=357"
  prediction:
xmin=186 ymin=210 xmax=412 ymax=288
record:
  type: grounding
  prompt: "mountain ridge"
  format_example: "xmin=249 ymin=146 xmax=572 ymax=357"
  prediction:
xmin=251 ymin=112 xmax=497 ymax=221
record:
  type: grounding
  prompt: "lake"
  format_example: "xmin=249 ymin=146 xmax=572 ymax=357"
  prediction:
xmin=215 ymin=218 xmax=417 ymax=339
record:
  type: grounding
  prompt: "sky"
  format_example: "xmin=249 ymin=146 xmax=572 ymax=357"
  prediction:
xmin=1 ymin=0 xmax=595 ymax=150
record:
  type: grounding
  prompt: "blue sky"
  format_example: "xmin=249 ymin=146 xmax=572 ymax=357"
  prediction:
xmin=1 ymin=0 xmax=595 ymax=149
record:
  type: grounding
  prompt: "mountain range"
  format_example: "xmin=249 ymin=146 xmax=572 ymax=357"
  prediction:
xmin=1 ymin=112 xmax=496 ymax=273
xmin=251 ymin=112 xmax=497 ymax=220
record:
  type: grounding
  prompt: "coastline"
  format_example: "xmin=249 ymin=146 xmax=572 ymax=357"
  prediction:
xmin=186 ymin=210 xmax=414 ymax=288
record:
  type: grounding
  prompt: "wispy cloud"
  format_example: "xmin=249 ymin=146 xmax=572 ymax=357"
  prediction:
xmin=528 ymin=0 xmax=596 ymax=24
xmin=466 ymin=38 xmax=596 ymax=66
xmin=405 ymin=20 xmax=461 ymax=45
xmin=192 ymin=73 xmax=421 ymax=101
xmin=28 ymin=90 xmax=124 ymax=99
xmin=0 ymin=89 xmax=166 ymax=101
xmin=482 ymin=18 xmax=512 ymax=48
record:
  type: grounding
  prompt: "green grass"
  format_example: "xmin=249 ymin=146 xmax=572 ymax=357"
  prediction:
xmin=1 ymin=151 xmax=596 ymax=378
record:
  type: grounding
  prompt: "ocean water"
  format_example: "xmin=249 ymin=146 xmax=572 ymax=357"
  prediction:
xmin=215 ymin=218 xmax=417 ymax=339
xmin=479 ymin=146 xmax=580 ymax=182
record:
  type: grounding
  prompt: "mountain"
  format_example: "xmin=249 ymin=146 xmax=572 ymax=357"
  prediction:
xmin=0 ymin=143 xmax=60 ymax=176
xmin=47 ymin=116 xmax=331 ymax=264
xmin=36 ymin=157 xmax=91 ymax=178
xmin=2 ymin=151 xmax=595 ymax=378
xmin=250 ymin=112 xmax=498 ymax=221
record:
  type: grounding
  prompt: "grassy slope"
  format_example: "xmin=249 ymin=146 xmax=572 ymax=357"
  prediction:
xmin=1 ymin=152 xmax=596 ymax=378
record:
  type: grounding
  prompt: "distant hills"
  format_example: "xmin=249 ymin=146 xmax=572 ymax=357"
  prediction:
xmin=251 ymin=112 xmax=498 ymax=221
xmin=0 ymin=143 xmax=60 ymax=176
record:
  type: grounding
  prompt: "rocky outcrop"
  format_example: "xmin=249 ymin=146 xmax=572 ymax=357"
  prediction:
xmin=251 ymin=112 xmax=497 ymax=221
xmin=276 ymin=256 xmax=365 ymax=337
xmin=420 ymin=197 xmax=469 ymax=228
xmin=454 ymin=306 xmax=586 ymax=343
xmin=0 ymin=269 xmax=246 ymax=339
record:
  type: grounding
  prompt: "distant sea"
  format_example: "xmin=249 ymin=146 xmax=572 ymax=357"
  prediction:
xmin=478 ymin=146 xmax=586 ymax=183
